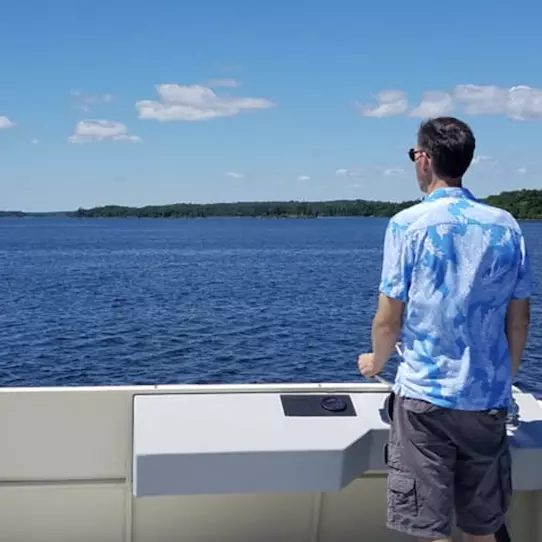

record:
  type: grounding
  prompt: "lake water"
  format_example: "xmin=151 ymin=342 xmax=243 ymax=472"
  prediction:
xmin=0 ymin=217 xmax=540 ymax=395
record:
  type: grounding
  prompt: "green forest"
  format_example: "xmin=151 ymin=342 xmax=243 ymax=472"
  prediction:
xmin=2 ymin=188 xmax=542 ymax=220
xmin=484 ymin=189 xmax=542 ymax=220
xmin=72 ymin=198 xmax=418 ymax=219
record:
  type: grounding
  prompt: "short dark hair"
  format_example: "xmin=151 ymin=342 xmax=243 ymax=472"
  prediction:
xmin=417 ymin=117 xmax=476 ymax=178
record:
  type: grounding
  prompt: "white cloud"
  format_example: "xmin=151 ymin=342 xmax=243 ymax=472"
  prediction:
xmin=207 ymin=78 xmax=240 ymax=88
xmin=358 ymin=89 xmax=408 ymax=118
xmin=383 ymin=167 xmax=407 ymax=176
xmin=410 ymin=91 xmax=455 ymax=118
xmin=226 ymin=171 xmax=244 ymax=179
xmin=297 ymin=175 xmax=311 ymax=181
xmin=454 ymin=84 xmax=542 ymax=120
xmin=335 ymin=167 xmax=363 ymax=178
xmin=360 ymin=84 xmax=542 ymax=120
xmin=68 ymin=120 xmax=141 ymax=144
xmin=472 ymin=155 xmax=492 ymax=165
xmin=136 ymin=83 xmax=275 ymax=122
xmin=71 ymin=90 xmax=114 ymax=112
xmin=31 ymin=138 xmax=40 ymax=144
xmin=0 ymin=116 xmax=15 ymax=129
xmin=453 ymin=85 xmax=505 ymax=116
xmin=517 ymin=167 xmax=528 ymax=174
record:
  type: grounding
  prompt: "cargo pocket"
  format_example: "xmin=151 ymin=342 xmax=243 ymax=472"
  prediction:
xmin=388 ymin=470 xmax=418 ymax=521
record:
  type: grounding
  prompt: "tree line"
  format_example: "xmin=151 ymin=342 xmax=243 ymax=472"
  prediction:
xmin=72 ymin=199 xmax=419 ymax=219
xmin=484 ymin=189 xmax=542 ymax=220
xmin=2 ymin=189 xmax=541 ymax=220
xmin=70 ymin=189 xmax=542 ymax=220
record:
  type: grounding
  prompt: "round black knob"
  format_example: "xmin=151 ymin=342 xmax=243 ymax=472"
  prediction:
xmin=321 ymin=396 xmax=347 ymax=412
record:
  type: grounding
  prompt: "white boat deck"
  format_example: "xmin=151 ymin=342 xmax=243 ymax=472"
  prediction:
xmin=0 ymin=382 xmax=541 ymax=542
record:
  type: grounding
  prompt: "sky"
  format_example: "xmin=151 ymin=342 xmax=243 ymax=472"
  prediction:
xmin=1 ymin=0 xmax=542 ymax=211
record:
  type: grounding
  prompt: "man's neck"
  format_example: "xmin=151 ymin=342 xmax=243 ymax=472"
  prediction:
xmin=425 ymin=177 xmax=462 ymax=196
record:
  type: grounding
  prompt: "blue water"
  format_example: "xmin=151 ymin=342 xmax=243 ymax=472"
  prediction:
xmin=0 ymin=218 xmax=541 ymax=394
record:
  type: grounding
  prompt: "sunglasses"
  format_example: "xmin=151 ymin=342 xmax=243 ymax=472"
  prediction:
xmin=408 ymin=148 xmax=427 ymax=162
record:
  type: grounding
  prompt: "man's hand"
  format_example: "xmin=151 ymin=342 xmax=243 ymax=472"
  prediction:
xmin=358 ymin=352 xmax=385 ymax=378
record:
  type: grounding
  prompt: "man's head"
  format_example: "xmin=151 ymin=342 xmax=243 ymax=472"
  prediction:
xmin=409 ymin=116 xmax=476 ymax=193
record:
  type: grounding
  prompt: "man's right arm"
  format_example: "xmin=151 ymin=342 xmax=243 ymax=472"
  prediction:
xmin=506 ymin=231 xmax=533 ymax=375
xmin=506 ymin=298 xmax=530 ymax=375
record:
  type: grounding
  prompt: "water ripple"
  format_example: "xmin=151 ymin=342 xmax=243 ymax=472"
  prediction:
xmin=0 ymin=217 xmax=540 ymax=396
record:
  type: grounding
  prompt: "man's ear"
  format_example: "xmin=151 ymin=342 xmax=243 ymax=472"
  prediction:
xmin=422 ymin=153 xmax=431 ymax=173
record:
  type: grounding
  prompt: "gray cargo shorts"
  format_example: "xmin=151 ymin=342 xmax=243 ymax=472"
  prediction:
xmin=386 ymin=395 xmax=512 ymax=539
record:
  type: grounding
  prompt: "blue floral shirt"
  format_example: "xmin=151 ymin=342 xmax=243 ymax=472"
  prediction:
xmin=380 ymin=187 xmax=532 ymax=410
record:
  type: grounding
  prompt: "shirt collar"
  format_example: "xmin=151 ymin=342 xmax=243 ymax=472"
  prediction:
xmin=423 ymin=186 xmax=477 ymax=203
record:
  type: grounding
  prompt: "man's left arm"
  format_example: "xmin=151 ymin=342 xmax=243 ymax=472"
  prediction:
xmin=359 ymin=220 xmax=412 ymax=377
xmin=370 ymin=294 xmax=404 ymax=374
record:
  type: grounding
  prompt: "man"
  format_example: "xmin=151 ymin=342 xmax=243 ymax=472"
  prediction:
xmin=358 ymin=116 xmax=532 ymax=542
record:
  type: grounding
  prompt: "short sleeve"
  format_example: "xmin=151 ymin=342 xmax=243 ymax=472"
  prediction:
xmin=378 ymin=218 xmax=413 ymax=302
xmin=512 ymin=232 xmax=533 ymax=300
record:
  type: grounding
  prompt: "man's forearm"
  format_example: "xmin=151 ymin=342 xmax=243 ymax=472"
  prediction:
xmin=507 ymin=326 xmax=528 ymax=375
xmin=372 ymin=314 xmax=401 ymax=367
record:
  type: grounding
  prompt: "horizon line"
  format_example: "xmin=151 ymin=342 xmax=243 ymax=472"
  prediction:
xmin=2 ymin=186 xmax=541 ymax=215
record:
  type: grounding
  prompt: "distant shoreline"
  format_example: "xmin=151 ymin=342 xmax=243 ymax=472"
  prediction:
xmin=2 ymin=188 xmax=541 ymax=220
